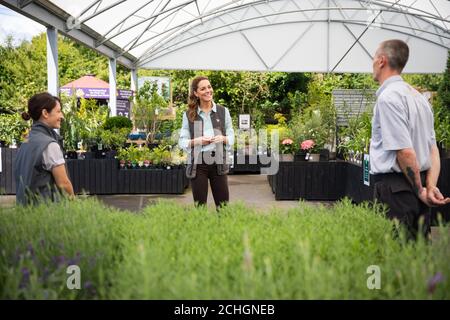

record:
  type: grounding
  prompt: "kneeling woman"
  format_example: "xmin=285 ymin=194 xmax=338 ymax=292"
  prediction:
xmin=15 ymin=92 xmax=74 ymax=205
xmin=179 ymin=76 xmax=234 ymax=207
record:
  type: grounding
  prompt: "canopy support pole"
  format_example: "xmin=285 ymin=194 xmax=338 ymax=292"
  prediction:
xmin=109 ymin=58 xmax=117 ymax=116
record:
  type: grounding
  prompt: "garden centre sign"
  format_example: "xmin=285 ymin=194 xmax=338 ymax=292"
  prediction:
xmin=60 ymin=87 xmax=132 ymax=100
xmin=60 ymin=88 xmax=133 ymax=118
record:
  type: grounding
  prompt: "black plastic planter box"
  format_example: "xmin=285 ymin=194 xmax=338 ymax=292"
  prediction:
xmin=231 ymin=151 xmax=270 ymax=174
xmin=0 ymin=147 xmax=17 ymax=194
xmin=0 ymin=148 xmax=187 ymax=195
xmin=67 ymin=159 xmax=187 ymax=194
xmin=268 ymin=159 xmax=450 ymax=222
xmin=268 ymin=161 xmax=347 ymax=200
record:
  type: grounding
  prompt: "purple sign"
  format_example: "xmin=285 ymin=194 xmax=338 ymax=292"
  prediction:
xmin=60 ymin=88 xmax=133 ymax=100
xmin=118 ymin=89 xmax=133 ymax=100
xmin=116 ymin=100 xmax=131 ymax=119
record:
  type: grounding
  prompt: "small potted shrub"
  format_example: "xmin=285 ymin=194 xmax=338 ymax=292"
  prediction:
xmin=280 ymin=138 xmax=294 ymax=162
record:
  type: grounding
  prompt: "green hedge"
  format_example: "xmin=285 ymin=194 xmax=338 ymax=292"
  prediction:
xmin=0 ymin=199 xmax=448 ymax=299
xmin=102 ymin=116 xmax=133 ymax=131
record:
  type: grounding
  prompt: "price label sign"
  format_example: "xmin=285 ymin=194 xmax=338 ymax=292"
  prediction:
xmin=363 ymin=154 xmax=370 ymax=186
xmin=239 ymin=114 xmax=250 ymax=130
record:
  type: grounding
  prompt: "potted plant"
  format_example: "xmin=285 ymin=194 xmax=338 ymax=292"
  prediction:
xmin=99 ymin=127 xmax=130 ymax=159
xmin=116 ymin=148 xmax=129 ymax=169
xmin=301 ymin=139 xmax=320 ymax=162
xmin=280 ymin=138 xmax=295 ymax=162
xmin=132 ymin=81 xmax=169 ymax=146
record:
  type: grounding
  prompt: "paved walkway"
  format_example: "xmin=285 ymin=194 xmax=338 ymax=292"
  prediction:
xmin=91 ymin=174 xmax=332 ymax=212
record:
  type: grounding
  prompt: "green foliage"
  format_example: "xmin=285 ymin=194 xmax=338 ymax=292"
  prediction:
xmin=139 ymin=70 xmax=312 ymax=128
xmin=0 ymin=34 xmax=130 ymax=115
xmin=433 ymin=51 xmax=450 ymax=150
xmin=150 ymin=145 xmax=172 ymax=166
xmin=285 ymin=75 xmax=338 ymax=152
xmin=0 ymin=113 xmax=29 ymax=146
xmin=0 ymin=198 xmax=449 ymax=299
xmin=338 ymin=110 xmax=373 ymax=160
xmin=437 ymin=53 xmax=450 ymax=108
xmin=133 ymin=81 xmax=168 ymax=142
xmin=0 ymin=198 xmax=133 ymax=299
xmin=98 ymin=128 xmax=129 ymax=150
xmin=102 ymin=116 xmax=132 ymax=131
xmin=116 ymin=144 xmax=186 ymax=166
xmin=60 ymin=95 xmax=108 ymax=151
xmin=297 ymin=109 xmax=329 ymax=153
xmin=403 ymin=74 xmax=443 ymax=92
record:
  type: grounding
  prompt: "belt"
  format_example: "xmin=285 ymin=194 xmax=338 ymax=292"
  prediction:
xmin=372 ymin=171 xmax=427 ymax=184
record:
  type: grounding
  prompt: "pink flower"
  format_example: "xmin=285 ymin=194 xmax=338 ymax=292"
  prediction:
xmin=282 ymin=138 xmax=293 ymax=145
xmin=301 ymin=139 xmax=315 ymax=151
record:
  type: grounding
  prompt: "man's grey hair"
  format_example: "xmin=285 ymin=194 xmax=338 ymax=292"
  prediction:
xmin=379 ymin=39 xmax=409 ymax=72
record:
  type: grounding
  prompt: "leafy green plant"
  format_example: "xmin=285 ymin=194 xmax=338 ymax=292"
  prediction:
xmin=102 ymin=116 xmax=132 ymax=131
xmin=98 ymin=128 xmax=129 ymax=150
xmin=0 ymin=113 xmax=29 ymax=146
xmin=433 ymin=51 xmax=450 ymax=151
xmin=133 ymin=81 xmax=168 ymax=143
xmin=296 ymin=109 xmax=330 ymax=152
xmin=116 ymin=147 xmax=130 ymax=163
xmin=60 ymin=95 xmax=108 ymax=151
xmin=151 ymin=145 xmax=171 ymax=166
xmin=433 ymin=102 xmax=450 ymax=150
xmin=338 ymin=110 xmax=373 ymax=160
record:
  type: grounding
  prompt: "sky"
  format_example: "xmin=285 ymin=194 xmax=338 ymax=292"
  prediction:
xmin=0 ymin=5 xmax=45 ymax=46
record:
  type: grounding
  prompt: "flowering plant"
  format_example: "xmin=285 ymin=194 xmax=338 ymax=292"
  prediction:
xmin=300 ymin=139 xmax=318 ymax=153
xmin=280 ymin=138 xmax=295 ymax=154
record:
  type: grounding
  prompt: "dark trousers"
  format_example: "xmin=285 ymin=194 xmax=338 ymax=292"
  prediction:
xmin=191 ymin=163 xmax=229 ymax=207
xmin=373 ymin=172 xmax=430 ymax=240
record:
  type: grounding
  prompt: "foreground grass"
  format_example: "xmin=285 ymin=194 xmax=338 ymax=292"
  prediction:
xmin=0 ymin=198 xmax=448 ymax=299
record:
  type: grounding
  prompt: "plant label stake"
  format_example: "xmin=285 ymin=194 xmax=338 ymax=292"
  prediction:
xmin=363 ymin=154 xmax=370 ymax=186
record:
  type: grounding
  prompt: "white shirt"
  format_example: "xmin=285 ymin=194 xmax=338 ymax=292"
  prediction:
xmin=42 ymin=142 xmax=65 ymax=171
xmin=370 ymin=75 xmax=436 ymax=174
xmin=178 ymin=102 xmax=234 ymax=153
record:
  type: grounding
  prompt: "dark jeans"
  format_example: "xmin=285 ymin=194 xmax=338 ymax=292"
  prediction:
xmin=191 ymin=162 xmax=229 ymax=208
xmin=373 ymin=171 xmax=430 ymax=240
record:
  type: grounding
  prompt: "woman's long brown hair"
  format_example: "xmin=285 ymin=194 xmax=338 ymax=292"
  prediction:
xmin=187 ymin=76 xmax=209 ymax=122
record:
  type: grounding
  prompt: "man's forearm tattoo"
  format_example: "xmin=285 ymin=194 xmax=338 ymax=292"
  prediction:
xmin=406 ymin=166 xmax=420 ymax=195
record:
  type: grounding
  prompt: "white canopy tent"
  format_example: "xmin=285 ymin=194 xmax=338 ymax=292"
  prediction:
xmin=1 ymin=0 xmax=449 ymax=112
xmin=2 ymin=0 xmax=449 ymax=72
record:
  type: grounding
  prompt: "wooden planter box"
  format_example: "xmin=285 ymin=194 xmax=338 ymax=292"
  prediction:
xmin=267 ymin=161 xmax=346 ymax=200
xmin=231 ymin=152 xmax=270 ymax=174
xmin=0 ymin=148 xmax=188 ymax=195
xmin=268 ymin=159 xmax=450 ymax=222
xmin=0 ymin=147 xmax=17 ymax=194
xmin=66 ymin=160 xmax=188 ymax=195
